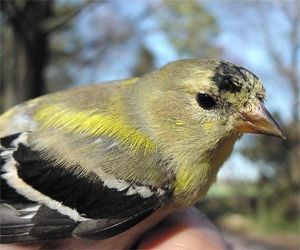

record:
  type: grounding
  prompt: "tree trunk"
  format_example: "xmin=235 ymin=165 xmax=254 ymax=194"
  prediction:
xmin=22 ymin=31 xmax=49 ymax=101
xmin=1 ymin=0 xmax=53 ymax=107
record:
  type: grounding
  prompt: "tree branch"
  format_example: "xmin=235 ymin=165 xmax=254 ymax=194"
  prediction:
xmin=43 ymin=0 xmax=97 ymax=34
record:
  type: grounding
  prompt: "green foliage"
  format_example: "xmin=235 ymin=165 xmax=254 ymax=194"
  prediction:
xmin=240 ymin=199 xmax=300 ymax=235
xmin=159 ymin=0 xmax=219 ymax=57
xmin=200 ymin=182 xmax=300 ymax=234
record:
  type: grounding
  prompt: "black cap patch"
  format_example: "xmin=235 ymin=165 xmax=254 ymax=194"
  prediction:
xmin=211 ymin=61 xmax=258 ymax=93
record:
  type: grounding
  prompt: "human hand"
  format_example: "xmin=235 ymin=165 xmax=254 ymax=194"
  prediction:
xmin=138 ymin=207 xmax=227 ymax=250
xmin=1 ymin=207 xmax=227 ymax=250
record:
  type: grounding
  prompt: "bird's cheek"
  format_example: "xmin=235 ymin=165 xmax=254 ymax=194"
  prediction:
xmin=202 ymin=122 xmax=216 ymax=132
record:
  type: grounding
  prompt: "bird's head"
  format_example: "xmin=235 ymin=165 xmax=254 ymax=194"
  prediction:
xmin=133 ymin=59 xmax=285 ymax=156
xmin=127 ymin=59 xmax=286 ymax=203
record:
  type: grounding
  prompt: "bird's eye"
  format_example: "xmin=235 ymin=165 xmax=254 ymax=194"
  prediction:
xmin=196 ymin=93 xmax=216 ymax=110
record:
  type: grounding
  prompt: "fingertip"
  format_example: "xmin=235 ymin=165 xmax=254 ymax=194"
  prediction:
xmin=138 ymin=207 xmax=227 ymax=250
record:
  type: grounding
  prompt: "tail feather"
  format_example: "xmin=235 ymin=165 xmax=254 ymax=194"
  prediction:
xmin=0 ymin=203 xmax=78 ymax=243
xmin=0 ymin=203 xmax=36 ymax=243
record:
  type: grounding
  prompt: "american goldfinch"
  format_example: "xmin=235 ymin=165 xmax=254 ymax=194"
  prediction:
xmin=0 ymin=59 xmax=284 ymax=247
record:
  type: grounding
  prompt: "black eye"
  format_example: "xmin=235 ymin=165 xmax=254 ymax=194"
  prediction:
xmin=196 ymin=93 xmax=216 ymax=110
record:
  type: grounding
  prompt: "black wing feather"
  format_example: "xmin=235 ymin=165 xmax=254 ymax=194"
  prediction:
xmin=72 ymin=207 xmax=154 ymax=240
xmin=0 ymin=132 xmax=172 ymax=243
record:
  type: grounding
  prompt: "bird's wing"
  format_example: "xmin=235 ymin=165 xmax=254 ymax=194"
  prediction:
xmin=0 ymin=131 xmax=173 ymax=243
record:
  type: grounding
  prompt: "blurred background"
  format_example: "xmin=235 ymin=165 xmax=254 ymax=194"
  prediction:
xmin=1 ymin=0 xmax=299 ymax=248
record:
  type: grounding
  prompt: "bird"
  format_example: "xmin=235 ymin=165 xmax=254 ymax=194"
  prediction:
xmin=0 ymin=59 xmax=285 ymax=248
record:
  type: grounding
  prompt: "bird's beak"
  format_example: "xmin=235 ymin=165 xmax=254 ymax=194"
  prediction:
xmin=237 ymin=102 xmax=286 ymax=139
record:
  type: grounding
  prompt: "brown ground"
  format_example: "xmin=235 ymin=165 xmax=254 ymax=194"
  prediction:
xmin=223 ymin=230 xmax=300 ymax=250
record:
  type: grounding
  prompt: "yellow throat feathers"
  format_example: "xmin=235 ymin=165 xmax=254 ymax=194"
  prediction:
xmin=35 ymin=105 xmax=156 ymax=153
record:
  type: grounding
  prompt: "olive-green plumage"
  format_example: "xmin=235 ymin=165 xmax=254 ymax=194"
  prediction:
xmin=0 ymin=59 xmax=267 ymax=205
xmin=0 ymin=59 xmax=284 ymax=246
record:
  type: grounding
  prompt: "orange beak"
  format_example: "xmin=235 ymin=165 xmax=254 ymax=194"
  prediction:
xmin=237 ymin=103 xmax=286 ymax=139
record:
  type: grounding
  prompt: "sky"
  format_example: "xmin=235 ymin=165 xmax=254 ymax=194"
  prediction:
xmin=69 ymin=1 xmax=296 ymax=182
